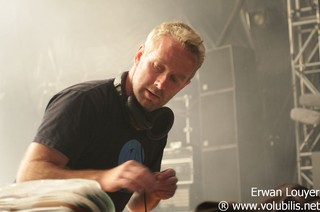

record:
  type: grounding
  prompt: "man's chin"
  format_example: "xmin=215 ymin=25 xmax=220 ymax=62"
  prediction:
xmin=136 ymin=94 xmax=164 ymax=111
xmin=143 ymin=104 xmax=158 ymax=112
xmin=141 ymin=101 xmax=161 ymax=112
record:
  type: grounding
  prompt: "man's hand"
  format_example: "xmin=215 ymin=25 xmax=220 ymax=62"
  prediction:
xmin=153 ymin=168 xmax=178 ymax=199
xmin=126 ymin=168 xmax=178 ymax=212
xmin=99 ymin=160 xmax=156 ymax=193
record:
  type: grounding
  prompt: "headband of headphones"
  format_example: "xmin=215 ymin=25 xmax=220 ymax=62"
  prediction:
xmin=113 ymin=71 xmax=174 ymax=140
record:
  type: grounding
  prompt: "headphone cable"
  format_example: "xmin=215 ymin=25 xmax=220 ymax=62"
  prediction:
xmin=140 ymin=144 xmax=148 ymax=212
xmin=143 ymin=191 xmax=147 ymax=212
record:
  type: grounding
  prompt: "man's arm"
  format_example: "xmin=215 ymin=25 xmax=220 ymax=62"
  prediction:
xmin=16 ymin=142 xmax=157 ymax=194
xmin=126 ymin=192 xmax=161 ymax=212
xmin=16 ymin=142 xmax=101 ymax=182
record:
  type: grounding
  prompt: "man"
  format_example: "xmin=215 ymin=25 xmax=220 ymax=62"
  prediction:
xmin=16 ymin=21 xmax=205 ymax=211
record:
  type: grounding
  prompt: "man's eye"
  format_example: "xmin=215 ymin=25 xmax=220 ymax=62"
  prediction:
xmin=154 ymin=64 xmax=162 ymax=71
xmin=170 ymin=75 xmax=177 ymax=83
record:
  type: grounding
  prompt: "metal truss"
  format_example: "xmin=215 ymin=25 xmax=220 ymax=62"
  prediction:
xmin=287 ymin=0 xmax=320 ymax=188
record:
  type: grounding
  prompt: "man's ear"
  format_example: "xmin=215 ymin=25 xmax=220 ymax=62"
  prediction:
xmin=134 ymin=44 xmax=145 ymax=65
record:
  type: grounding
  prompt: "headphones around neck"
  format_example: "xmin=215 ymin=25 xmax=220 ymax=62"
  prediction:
xmin=113 ymin=72 xmax=174 ymax=140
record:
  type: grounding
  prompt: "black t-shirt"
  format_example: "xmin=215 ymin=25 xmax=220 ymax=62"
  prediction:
xmin=34 ymin=78 xmax=167 ymax=211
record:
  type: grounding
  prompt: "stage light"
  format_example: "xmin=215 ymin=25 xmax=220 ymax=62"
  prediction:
xmin=245 ymin=8 xmax=281 ymax=29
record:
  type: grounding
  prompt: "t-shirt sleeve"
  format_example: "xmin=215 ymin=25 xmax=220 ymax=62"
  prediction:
xmin=34 ymin=89 xmax=97 ymax=162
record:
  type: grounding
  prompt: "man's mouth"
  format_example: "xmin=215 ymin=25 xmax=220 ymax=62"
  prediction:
xmin=146 ymin=87 xmax=162 ymax=100
xmin=146 ymin=89 xmax=159 ymax=100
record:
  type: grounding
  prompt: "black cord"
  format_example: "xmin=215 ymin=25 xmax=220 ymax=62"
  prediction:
xmin=140 ymin=144 xmax=147 ymax=212
xmin=143 ymin=191 xmax=147 ymax=212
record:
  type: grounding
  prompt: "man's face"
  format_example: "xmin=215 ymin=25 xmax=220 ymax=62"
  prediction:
xmin=132 ymin=36 xmax=198 ymax=111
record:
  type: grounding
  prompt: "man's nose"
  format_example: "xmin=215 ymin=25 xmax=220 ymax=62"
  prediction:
xmin=155 ymin=73 xmax=168 ymax=89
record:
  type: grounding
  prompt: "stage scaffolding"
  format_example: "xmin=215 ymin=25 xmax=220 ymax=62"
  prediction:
xmin=287 ymin=0 xmax=320 ymax=188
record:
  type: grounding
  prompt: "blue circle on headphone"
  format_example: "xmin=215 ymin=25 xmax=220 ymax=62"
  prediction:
xmin=118 ymin=139 xmax=144 ymax=165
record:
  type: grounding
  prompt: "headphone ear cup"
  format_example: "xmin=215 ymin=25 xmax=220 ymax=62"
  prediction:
xmin=126 ymin=95 xmax=153 ymax=130
xmin=147 ymin=107 xmax=174 ymax=140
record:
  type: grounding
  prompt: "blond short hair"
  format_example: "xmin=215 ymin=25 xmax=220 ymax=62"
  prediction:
xmin=145 ymin=21 xmax=206 ymax=74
